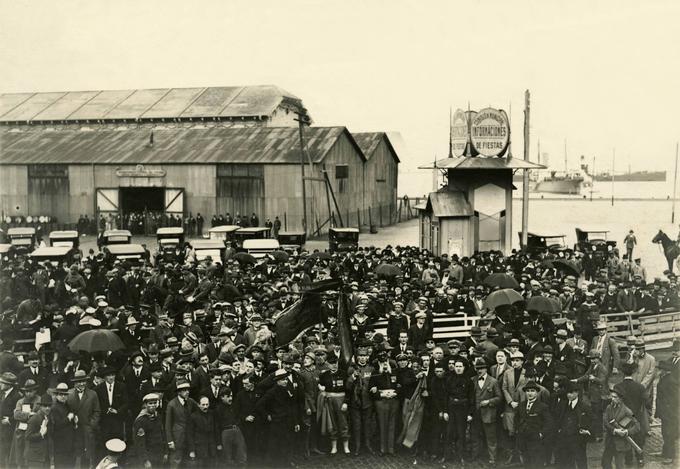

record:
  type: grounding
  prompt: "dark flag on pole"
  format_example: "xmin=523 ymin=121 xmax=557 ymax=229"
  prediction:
xmin=337 ymin=292 xmax=354 ymax=365
xmin=274 ymin=279 xmax=341 ymax=346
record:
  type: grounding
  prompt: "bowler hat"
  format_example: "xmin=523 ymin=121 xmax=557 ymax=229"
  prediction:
xmin=523 ymin=380 xmax=540 ymax=391
xmin=21 ymin=379 xmax=38 ymax=392
xmin=71 ymin=370 xmax=89 ymax=383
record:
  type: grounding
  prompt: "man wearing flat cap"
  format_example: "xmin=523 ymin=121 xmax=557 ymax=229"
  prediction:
xmin=516 ymin=380 xmax=552 ymax=468
xmin=602 ymin=385 xmax=640 ymax=469
xmin=10 ymin=378 xmax=40 ymax=467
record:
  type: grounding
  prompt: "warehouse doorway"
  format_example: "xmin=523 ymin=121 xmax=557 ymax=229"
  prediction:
xmin=119 ymin=187 xmax=165 ymax=213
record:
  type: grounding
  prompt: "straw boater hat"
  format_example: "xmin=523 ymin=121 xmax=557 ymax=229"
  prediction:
xmin=52 ymin=383 xmax=70 ymax=394
xmin=105 ymin=439 xmax=126 ymax=454
xmin=71 ymin=370 xmax=89 ymax=383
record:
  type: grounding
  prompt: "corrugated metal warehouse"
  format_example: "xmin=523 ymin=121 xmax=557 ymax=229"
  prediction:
xmin=0 ymin=85 xmax=400 ymax=234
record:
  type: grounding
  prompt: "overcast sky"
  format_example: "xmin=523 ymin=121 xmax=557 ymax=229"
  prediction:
xmin=1 ymin=0 xmax=678 ymax=194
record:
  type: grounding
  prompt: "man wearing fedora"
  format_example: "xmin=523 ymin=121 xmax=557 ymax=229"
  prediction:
xmin=602 ymin=385 xmax=640 ymax=469
xmin=11 ymin=378 xmax=40 ymax=467
xmin=0 ymin=371 xmax=21 ymax=467
xmin=67 ymin=369 xmax=101 ymax=469
xmin=470 ymin=357 xmax=501 ymax=466
xmin=23 ymin=392 xmax=52 ymax=469
xmin=51 ymin=383 xmax=76 ymax=468
xmin=18 ymin=351 xmax=49 ymax=395
xmin=95 ymin=367 xmax=128 ymax=445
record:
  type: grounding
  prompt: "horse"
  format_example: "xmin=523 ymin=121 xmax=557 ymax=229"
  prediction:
xmin=652 ymin=230 xmax=680 ymax=273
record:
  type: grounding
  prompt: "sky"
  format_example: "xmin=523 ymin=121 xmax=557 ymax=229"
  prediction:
xmin=1 ymin=0 xmax=679 ymax=195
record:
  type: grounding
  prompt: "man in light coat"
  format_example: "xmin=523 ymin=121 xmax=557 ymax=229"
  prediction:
xmin=501 ymin=351 xmax=527 ymax=465
xmin=471 ymin=357 xmax=502 ymax=466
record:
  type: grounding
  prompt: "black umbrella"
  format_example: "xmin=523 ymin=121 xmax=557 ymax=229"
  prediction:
xmin=483 ymin=273 xmax=519 ymax=289
xmin=526 ymin=296 xmax=560 ymax=314
xmin=68 ymin=329 xmax=125 ymax=353
xmin=374 ymin=263 xmax=403 ymax=278
xmin=310 ymin=251 xmax=332 ymax=260
xmin=232 ymin=252 xmax=256 ymax=264
xmin=484 ymin=288 xmax=524 ymax=311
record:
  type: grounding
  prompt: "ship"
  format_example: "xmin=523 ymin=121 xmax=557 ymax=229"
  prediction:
xmin=534 ymin=170 xmax=590 ymax=195
xmin=593 ymin=170 xmax=666 ymax=182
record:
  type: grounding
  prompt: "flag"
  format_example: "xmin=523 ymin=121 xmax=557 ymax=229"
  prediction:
xmin=337 ymin=293 xmax=354 ymax=364
xmin=274 ymin=279 xmax=341 ymax=346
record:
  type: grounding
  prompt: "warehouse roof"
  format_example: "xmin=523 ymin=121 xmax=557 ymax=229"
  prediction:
xmin=0 ymin=85 xmax=307 ymax=123
xmin=0 ymin=126 xmax=366 ymax=165
xmin=352 ymin=132 xmax=400 ymax=163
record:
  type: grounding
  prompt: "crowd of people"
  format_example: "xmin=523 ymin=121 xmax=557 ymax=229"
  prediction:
xmin=0 ymin=236 xmax=678 ymax=469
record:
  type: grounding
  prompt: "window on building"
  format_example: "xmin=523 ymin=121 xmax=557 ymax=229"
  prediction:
xmin=376 ymin=178 xmax=386 ymax=183
xmin=335 ymin=165 xmax=348 ymax=193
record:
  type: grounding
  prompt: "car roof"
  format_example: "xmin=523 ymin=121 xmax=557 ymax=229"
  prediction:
xmin=208 ymin=225 xmax=240 ymax=233
xmin=156 ymin=227 xmax=184 ymax=235
xmin=107 ymin=244 xmax=145 ymax=254
xmin=30 ymin=246 xmax=72 ymax=257
xmin=49 ymin=230 xmax=78 ymax=238
xmin=7 ymin=227 xmax=36 ymax=235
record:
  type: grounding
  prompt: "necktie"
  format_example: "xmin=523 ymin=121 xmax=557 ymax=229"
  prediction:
xmin=527 ymin=401 xmax=533 ymax=411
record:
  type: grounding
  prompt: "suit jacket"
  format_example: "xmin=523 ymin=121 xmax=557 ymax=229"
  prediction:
xmin=66 ymin=388 xmax=101 ymax=431
xmin=614 ymin=378 xmax=648 ymax=433
xmin=632 ymin=353 xmax=656 ymax=392
xmin=23 ymin=409 xmax=49 ymax=463
xmin=603 ymin=401 xmax=639 ymax=452
xmin=18 ymin=366 xmax=50 ymax=394
xmin=95 ymin=381 xmax=128 ymax=435
xmin=473 ymin=374 xmax=502 ymax=424
xmin=0 ymin=387 xmax=21 ymax=443
xmin=489 ymin=362 xmax=509 ymax=381
xmin=556 ymin=398 xmax=591 ymax=438
xmin=590 ymin=334 xmax=620 ymax=374
xmin=165 ymin=396 xmax=199 ymax=450
xmin=516 ymin=399 xmax=553 ymax=438
xmin=576 ymin=361 xmax=608 ymax=401
xmin=502 ymin=367 xmax=527 ymax=408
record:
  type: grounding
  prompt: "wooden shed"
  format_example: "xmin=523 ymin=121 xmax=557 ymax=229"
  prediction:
xmin=353 ymin=132 xmax=400 ymax=227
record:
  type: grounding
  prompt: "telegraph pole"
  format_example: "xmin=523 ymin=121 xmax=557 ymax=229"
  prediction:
xmin=673 ymin=142 xmax=679 ymax=223
xmin=611 ymin=148 xmax=615 ymax=206
xmin=521 ymin=90 xmax=530 ymax=249
xmin=295 ymin=109 xmax=311 ymax=235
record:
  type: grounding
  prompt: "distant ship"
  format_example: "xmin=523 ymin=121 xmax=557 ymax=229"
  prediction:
xmin=593 ymin=170 xmax=666 ymax=182
xmin=534 ymin=170 xmax=591 ymax=195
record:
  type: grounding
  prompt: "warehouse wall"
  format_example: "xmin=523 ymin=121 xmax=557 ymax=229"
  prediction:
xmin=364 ymin=138 xmax=399 ymax=227
xmin=0 ymin=165 xmax=28 ymax=219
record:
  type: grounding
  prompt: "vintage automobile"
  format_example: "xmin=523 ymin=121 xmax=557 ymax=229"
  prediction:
xmin=0 ymin=244 xmax=16 ymax=265
xmin=208 ymin=225 xmax=240 ymax=241
xmin=101 ymin=229 xmax=133 ymax=246
xmin=575 ymin=227 xmax=617 ymax=256
xmin=243 ymin=239 xmax=281 ymax=258
xmin=29 ymin=246 xmax=75 ymax=266
xmin=277 ymin=231 xmax=306 ymax=252
xmin=232 ymin=227 xmax=271 ymax=247
xmin=7 ymin=227 xmax=37 ymax=254
xmin=329 ymin=227 xmax=360 ymax=253
xmin=520 ymin=232 xmax=567 ymax=254
xmin=49 ymin=230 xmax=79 ymax=248
xmin=106 ymin=243 xmax=146 ymax=265
xmin=191 ymin=240 xmax=226 ymax=263
xmin=156 ymin=227 xmax=185 ymax=262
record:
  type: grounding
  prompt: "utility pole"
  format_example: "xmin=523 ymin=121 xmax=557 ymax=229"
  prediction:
xmin=611 ymin=148 xmax=615 ymax=206
xmin=294 ymin=109 xmax=311 ymax=235
xmin=673 ymin=142 xmax=679 ymax=223
xmin=521 ymin=90 xmax=530 ymax=249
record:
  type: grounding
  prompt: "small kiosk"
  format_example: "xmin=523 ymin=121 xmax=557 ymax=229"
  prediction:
xmin=418 ymin=108 xmax=543 ymax=257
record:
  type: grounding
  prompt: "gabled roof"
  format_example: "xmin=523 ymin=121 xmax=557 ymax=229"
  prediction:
xmin=0 ymin=85 xmax=307 ymax=123
xmin=0 ymin=126 xmax=365 ymax=165
xmin=352 ymin=132 xmax=400 ymax=163
xmin=421 ymin=190 xmax=473 ymax=217
xmin=419 ymin=156 xmax=544 ymax=170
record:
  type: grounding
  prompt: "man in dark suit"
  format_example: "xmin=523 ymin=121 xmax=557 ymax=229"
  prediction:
xmin=555 ymin=381 xmax=591 ymax=468
xmin=95 ymin=367 xmax=128 ymax=444
xmin=18 ymin=351 xmax=49 ymax=395
xmin=516 ymin=380 xmax=553 ymax=469
xmin=471 ymin=357 xmax=502 ymax=466
xmin=67 ymin=370 xmax=101 ymax=469
xmin=23 ymin=393 xmax=53 ymax=468
xmin=122 ymin=351 xmax=150 ymax=429
xmin=614 ymin=362 xmax=648 ymax=466
xmin=165 ymin=380 xmax=199 ymax=469
xmin=0 ymin=372 xmax=21 ymax=467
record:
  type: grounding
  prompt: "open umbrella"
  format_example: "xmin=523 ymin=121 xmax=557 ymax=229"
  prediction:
xmin=269 ymin=250 xmax=289 ymax=263
xmin=551 ymin=259 xmax=582 ymax=277
xmin=374 ymin=263 xmax=403 ymax=278
xmin=526 ymin=296 xmax=560 ymax=314
xmin=483 ymin=273 xmax=519 ymax=289
xmin=484 ymin=288 xmax=524 ymax=311
xmin=68 ymin=329 xmax=125 ymax=353
xmin=310 ymin=251 xmax=332 ymax=260
xmin=232 ymin=252 xmax=256 ymax=264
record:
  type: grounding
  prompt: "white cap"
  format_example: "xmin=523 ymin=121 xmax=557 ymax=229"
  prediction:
xmin=105 ymin=438 xmax=126 ymax=453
